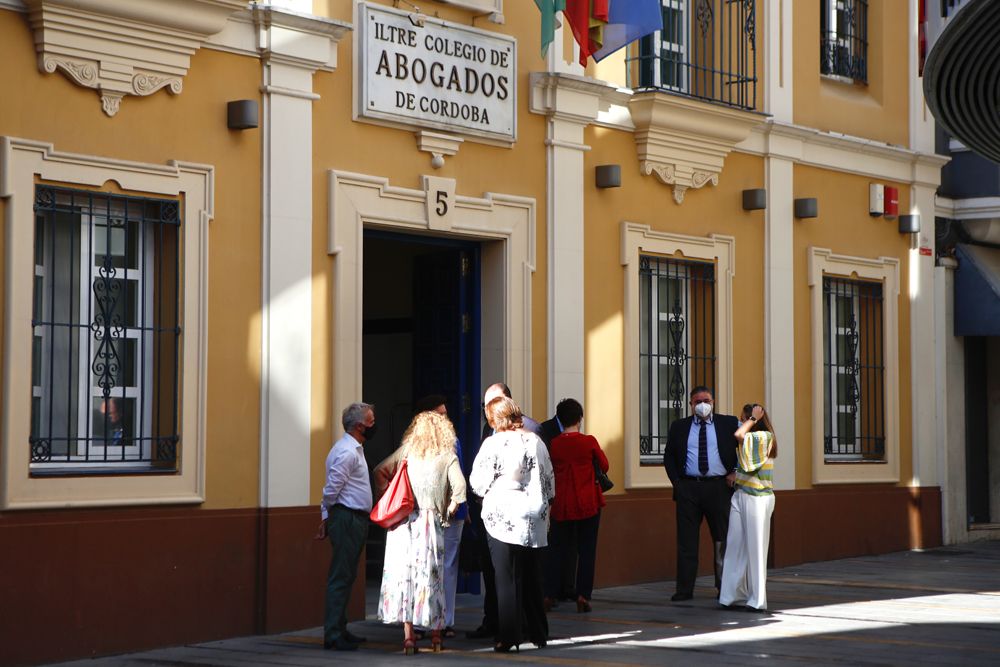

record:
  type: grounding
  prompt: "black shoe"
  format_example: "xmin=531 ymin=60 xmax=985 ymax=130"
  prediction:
xmin=324 ymin=638 xmax=359 ymax=651
xmin=466 ymin=625 xmax=496 ymax=639
xmin=744 ymin=605 xmax=768 ymax=614
xmin=344 ymin=631 xmax=367 ymax=644
xmin=494 ymin=642 xmax=519 ymax=653
xmin=671 ymin=592 xmax=693 ymax=602
xmin=532 ymin=638 xmax=547 ymax=649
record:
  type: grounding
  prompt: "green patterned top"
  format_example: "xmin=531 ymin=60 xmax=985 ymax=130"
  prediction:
xmin=734 ymin=431 xmax=774 ymax=496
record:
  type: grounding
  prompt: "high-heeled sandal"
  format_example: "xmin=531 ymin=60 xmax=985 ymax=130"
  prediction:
xmin=403 ymin=638 xmax=418 ymax=655
xmin=494 ymin=642 xmax=519 ymax=653
xmin=431 ymin=630 xmax=443 ymax=653
xmin=576 ymin=595 xmax=592 ymax=613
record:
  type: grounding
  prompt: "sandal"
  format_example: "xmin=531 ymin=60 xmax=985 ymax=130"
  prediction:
xmin=403 ymin=638 xmax=418 ymax=655
xmin=443 ymin=627 xmax=456 ymax=639
xmin=431 ymin=630 xmax=443 ymax=653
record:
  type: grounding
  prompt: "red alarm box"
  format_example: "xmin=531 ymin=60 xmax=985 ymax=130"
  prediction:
xmin=884 ymin=186 xmax=899 ymax=218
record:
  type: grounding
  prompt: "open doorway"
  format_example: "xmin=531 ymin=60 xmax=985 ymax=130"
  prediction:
xmin=361 ymin=230 xmax=481 ymax=577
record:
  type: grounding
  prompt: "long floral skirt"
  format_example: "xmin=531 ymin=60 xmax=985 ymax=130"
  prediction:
xmin=377 ymin=509 xmax=446 ymax=629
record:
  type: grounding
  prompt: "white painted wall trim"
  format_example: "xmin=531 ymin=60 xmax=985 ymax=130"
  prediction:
xmin=764 ymin=0 xmax=793 ymax=122
xmin=0 ymin=137 xmax=212 ymax=509
xmin=256 ymin=8 xmax=350 ymax=510
xmin=327 ymin=170 xmax=536 ymax=443
xmin=620 ymin=223 xmax=735 ymax=489
xmin=530 ymin=72 xmax=617 ymax=415
xmin=808 ymin=247 xmax=901 ymax=485
xmin=764 ymin=156 xmax=795 ymax=490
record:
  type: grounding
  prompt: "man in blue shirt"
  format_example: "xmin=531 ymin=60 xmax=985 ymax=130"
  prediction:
xmin=663 ymin=386 xmax=739 ymax=601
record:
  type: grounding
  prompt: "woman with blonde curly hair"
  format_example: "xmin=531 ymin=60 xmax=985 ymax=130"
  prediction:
xmin=375 ymin=410 xmax=467 ymax=654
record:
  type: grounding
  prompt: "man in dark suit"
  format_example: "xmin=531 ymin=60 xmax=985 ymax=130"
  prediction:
xmin=663 ymin=385 xmax=739 ymax=601
xmin=467 ymin=382 xmax=543 ymax=639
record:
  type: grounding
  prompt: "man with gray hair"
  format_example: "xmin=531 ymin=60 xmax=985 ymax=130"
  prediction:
xmin=319 ymin=402 xmax=376 ymax=651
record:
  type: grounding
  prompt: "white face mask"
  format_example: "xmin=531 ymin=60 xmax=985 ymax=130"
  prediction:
xmin=694 ymin=402 xmax=713 ymax=420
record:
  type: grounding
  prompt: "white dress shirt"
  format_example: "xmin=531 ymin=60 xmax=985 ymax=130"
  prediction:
xmin=321 ymin=433 xmax=373 ymax=520
xmin=470 ymin=430 xmax=555 ymax=547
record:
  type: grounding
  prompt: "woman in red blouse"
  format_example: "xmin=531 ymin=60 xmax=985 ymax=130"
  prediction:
xmin=544 ymin=398 xmax=609 ymax=612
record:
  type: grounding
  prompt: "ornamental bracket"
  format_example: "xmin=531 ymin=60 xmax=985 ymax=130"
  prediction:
xmin=25 ymin=0 xmax=247 ymax=116
xmin=629 ymin=92 xmax=765 ymax=204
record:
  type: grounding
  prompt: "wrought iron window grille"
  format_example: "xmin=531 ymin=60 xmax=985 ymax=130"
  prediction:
xmin=820 ymin=0 xmax=869 ymax=84
xmin=29 ymin=186 xmax=181 ymax=474
xmin=639 ymin=255 xmax=716 ymax=465
xmin=822 ymin=276 xmax=885 ymax=461
xmin=626 ymin=0 xmax=758 ymax=112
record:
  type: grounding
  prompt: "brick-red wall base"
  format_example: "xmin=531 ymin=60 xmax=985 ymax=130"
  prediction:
xmin=0 ymin=486 xmax=941 ymax=665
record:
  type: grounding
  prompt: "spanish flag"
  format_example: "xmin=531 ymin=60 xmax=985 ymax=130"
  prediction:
xmin=563 ymin=0 xmax=609 ymax=65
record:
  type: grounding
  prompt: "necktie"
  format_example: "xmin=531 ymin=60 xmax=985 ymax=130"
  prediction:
xmin=698 ymin=420 xmax=709 ymax=476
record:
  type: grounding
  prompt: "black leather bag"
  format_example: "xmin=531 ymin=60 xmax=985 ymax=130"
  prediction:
xmin=593 ymin=457 xmax=614 ymax=492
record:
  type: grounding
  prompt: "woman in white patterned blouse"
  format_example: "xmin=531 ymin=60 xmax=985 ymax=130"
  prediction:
xmin=470 ymin=396 xmax=555 ymax=652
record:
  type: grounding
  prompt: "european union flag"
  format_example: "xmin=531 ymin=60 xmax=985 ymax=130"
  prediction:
xmin=592 ymin=0 xmax=663 ymax=62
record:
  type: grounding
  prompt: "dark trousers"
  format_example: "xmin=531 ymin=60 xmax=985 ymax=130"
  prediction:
xmin=470 ymin=500 xmax=498 ymax=631
xmin=545 ymin=512 xmax=601 ymax=600
xmin=324 ymin=505 xmax=368 ymax=645
xmin=675 ymin=477 xmax=732 ymax=596
xmin=488 ymin=536 xmax=548 ymax=647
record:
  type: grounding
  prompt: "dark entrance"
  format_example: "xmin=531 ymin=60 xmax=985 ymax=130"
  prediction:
xmin=361 ymin=230 xmax=481 ymax=577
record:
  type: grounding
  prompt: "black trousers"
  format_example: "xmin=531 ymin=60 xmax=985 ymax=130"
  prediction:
xmin=469 ymin=500 xmax=498 ymax=631
xmin=544 ymin=511 xmax=601 ymax=600
xmin=488 ymin=536 xmax=548 ymax=646
xmin=674 ymin=477 xmax=732 ymax=596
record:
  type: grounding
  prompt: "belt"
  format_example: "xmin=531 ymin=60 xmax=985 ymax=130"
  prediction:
xmin=682 ymin=475 xmax=725 ymax=482
xmin=332 ymin=503 xmax=370 ymax=518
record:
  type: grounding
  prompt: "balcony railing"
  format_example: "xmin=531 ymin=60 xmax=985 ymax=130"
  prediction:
xmin=625 ymin=0 xmax=757 ymax=112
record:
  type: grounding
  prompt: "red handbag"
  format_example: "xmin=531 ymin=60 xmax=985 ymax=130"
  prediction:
xmin=369 ymin=458 xmax=415 ymax=529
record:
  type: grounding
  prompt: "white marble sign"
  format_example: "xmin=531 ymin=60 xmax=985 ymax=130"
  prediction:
xmin=357 ymin=2 xmax=516 ymax=141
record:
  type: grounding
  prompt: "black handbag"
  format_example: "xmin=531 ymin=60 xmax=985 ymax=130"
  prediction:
xmin=593 ymin=457 xmax=614 ymax=492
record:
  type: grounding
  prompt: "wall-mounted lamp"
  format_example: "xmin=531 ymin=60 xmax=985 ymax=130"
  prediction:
xmin=794 ymin=198 xmax=818 ymax=219
xmin=898 ymin=214 xmax=920 ymax=234
xmin=227 ymin=100 xmax=258 ymax=130
xmin=595 ymin=164 xmax=621 ymax=189
xmin=742 ymin=188 xmax=767 ymax=211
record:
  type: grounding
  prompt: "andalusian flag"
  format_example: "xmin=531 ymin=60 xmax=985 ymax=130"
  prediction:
xmin=534 ymin=0 xmax=566 ymax=58
xmin=592 ymin=0 xmax=664 ymax=62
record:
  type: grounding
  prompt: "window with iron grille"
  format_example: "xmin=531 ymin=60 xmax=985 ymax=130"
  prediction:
xmin=30 ymin=186 xmax=181 ymax=473
xmin=820 ymin=0 xmax=868 ymax=83
xmin=639 ymin=256 xmax=716 ymax=465
xmin=629 ymin=0 xmax=758 ymax=111
xmin=823 ymin=276 xmax=884 ymax=461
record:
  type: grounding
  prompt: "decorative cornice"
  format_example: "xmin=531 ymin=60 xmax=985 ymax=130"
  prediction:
xmin=25 ymin=0 xmax=246 ymax=116
xmin=251 ymin=4 xmax=351 ymax=72
xmin=629 ymin=92 xmax=766 ymax=204
xmin=529 ymin=72 xmax=631 ymax=126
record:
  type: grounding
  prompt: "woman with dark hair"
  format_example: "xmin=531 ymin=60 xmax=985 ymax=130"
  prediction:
xmin=470 ymin=396 xmax=554 ymax=653
xmin=544 ymin=398 xmax=608 ymax=613
xmin=719 ymin=403 xmax=777 ymax=612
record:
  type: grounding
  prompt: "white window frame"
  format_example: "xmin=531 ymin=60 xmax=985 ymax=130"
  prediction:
xmin=77 ymin=209 xmax=156 ymax=465
xmin=645 ymin=0 xmax=689 ymax=92
xmin=622 ymin=222 xmax=734 ymax=489
xmin=825 ymin=283 xmax=864 ymax=461
xmin=1 ymin=137 xmax=212 ymax=509
xmin=809 ymin=247 xmax=899 ymax=485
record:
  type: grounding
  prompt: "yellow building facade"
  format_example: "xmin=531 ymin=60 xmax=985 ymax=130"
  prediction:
xmin=0 ymin=1 xmax=948 ymax=664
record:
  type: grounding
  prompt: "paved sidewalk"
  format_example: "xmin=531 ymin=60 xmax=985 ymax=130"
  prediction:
xmin=52 ymin=541 xmax=1000 ymax=666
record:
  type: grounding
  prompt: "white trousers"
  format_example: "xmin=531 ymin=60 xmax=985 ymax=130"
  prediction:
xmin=443 ymin=520 xmax=464 ymax=627
xmin=719 ymin=490 xmax=775 ymax=610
